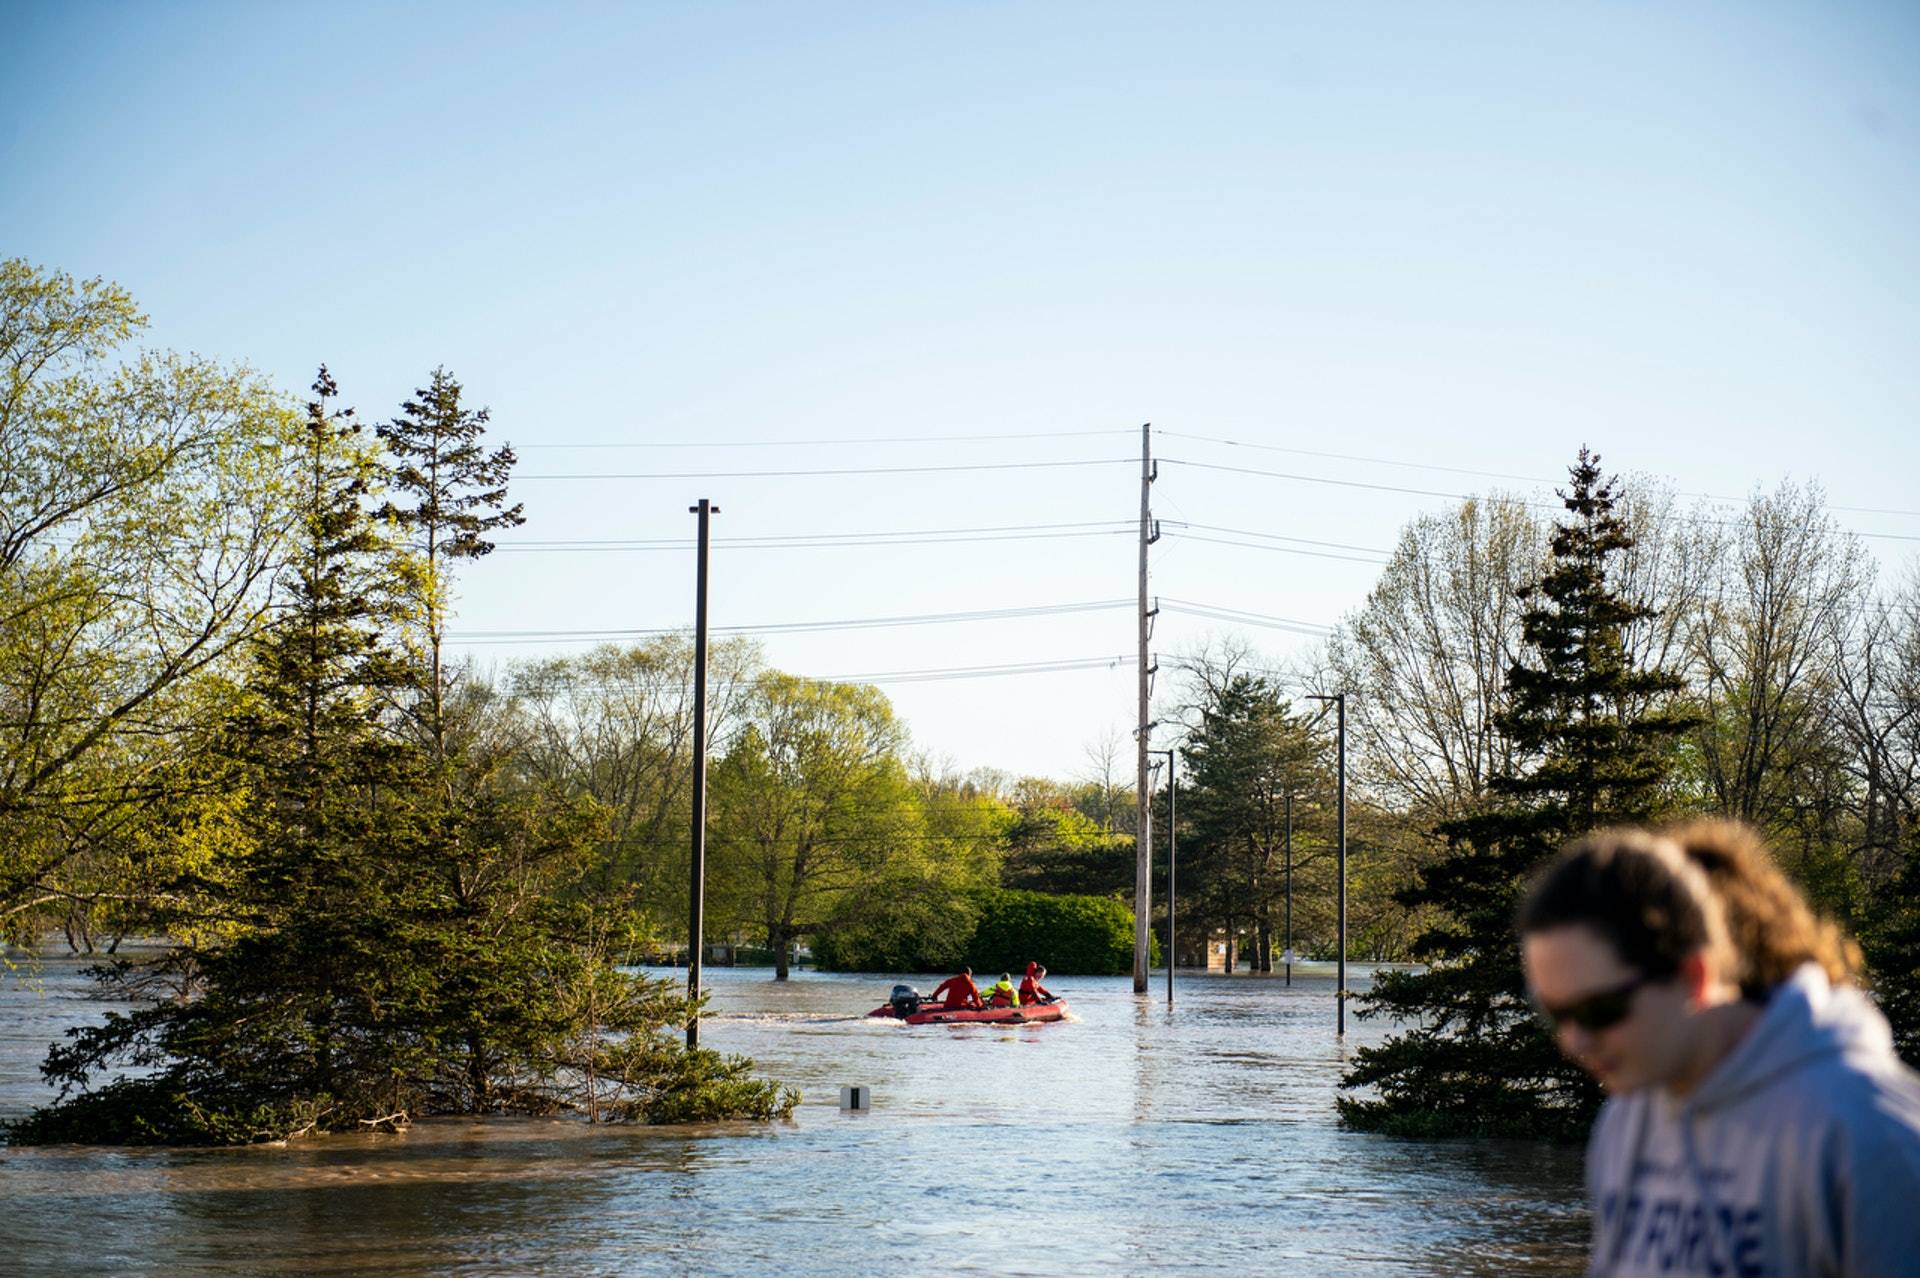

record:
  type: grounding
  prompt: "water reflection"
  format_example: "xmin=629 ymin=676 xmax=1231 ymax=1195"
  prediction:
xmin=1 ymin=959 xmax=1585 ymax=1276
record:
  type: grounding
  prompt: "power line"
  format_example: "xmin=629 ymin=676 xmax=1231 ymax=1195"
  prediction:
xmin=445 ymin=599 xmax=1135 ymax=643
xmin=1164 ymin=530 xmax=1392 ymax=565
xmin=517 ymin=428 xmax=1134 ymax=449
xmin=507 ymin=654 xmax=1140 ymax=688
xmin=1159 ymin=430 xmax=1554 ymax=487
xmin=1160 ymin=598 xmax=1333 ymax=635
xmin=504 ymin=518 xmax=1131 ymax=547
xmin=516 ymin=457 xmax=1134 ymax=481
xmin=1163 ymin=457 xmax=1920 ymax=544
xmin=1084 ymin=430 xmax=1920 ymax=520
xmin=504 ymin=424 xmax=1917 ymax=518
xmin=1165 ymin=521 xmax=1392 ymax=557
xmin=493 ymin=521 xmax=1135 ymax=553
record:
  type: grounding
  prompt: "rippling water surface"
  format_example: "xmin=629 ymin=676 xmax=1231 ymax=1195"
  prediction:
xmin=1 ymin=956 xmax=1586 ymax=1276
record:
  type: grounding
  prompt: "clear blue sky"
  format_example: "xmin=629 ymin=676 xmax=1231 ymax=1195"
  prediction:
xmin=5 ymin=2 xmax=1917 ymax=778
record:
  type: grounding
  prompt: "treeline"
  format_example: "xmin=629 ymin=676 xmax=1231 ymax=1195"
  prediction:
xmin=1327 ymin=454 xmax=1920 ymax=1136
xmin=1146 ymin=447 xmax=1919 ymax=1132
xmin=1154 ymin=470 xmax=1920 ymax=982
xmin=506 ymin=647 xmax=1143 ymax=976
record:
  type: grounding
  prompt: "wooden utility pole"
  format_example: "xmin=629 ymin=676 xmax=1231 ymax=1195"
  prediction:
xmin=1134 ymin=423 xmax=1157 ymax=993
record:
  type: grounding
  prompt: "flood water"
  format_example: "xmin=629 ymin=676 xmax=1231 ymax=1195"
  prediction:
xmin=1 ymin=955 xmax=1587 ymax=1276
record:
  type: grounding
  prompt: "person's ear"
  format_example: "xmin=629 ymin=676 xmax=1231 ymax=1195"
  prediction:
xmin=1678 ymin=951 xmax=1712 ymax=1006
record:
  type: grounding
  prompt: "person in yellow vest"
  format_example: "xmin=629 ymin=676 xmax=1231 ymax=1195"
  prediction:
xmin=984 ymin=972 xmax=1021 ymax=1008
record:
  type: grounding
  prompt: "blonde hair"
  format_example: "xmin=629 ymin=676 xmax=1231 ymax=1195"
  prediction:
xmin=1663 ymin=818 xmax=1861 ymax=996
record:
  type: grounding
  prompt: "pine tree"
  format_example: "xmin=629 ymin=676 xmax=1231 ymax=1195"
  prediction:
xmin=374 ymin=367 xmax=523 ymax=756
xmin=373 ymin=368 xmax=543 ymax=1107
xmin=13 ymin=370 xmax=430 ymax=1142
xmin=11 ymin=371 xmax=795 ymax=1144
xmin=1179 ymin=674 xmax=1326 ymax=971
xmin=1339 ymin=448 xmax=1697 ymax=1140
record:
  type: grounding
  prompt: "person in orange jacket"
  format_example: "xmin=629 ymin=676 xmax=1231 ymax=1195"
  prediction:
xmin=1019 ymin=961 xmax=1055 ymax=1005
xmin=929 ymin=966 xmax=983 ymax=1010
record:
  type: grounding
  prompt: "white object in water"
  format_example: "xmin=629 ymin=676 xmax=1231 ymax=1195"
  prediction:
xmin=840 ymin=1085 xmax=871 ymax=1111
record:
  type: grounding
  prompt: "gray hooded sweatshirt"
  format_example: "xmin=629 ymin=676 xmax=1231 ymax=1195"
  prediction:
xmin=1584 ymin=964 xmax=1920 ymax=1277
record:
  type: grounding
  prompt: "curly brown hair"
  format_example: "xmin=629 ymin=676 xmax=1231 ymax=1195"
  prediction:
xmin=1517 ymin=827 xmax=1733 ymax=982
xmin=1662 ymin=818 xmax=1861 ymax=997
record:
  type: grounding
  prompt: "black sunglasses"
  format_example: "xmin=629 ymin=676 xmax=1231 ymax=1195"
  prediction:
xmin=1532 ymin=972 xmax=1658 ymax=1033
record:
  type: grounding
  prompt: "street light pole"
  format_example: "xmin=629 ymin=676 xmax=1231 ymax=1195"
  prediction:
xmin=687 ymin=498 xmax=718 ymax=1049
xmin=1284 ymin=788 xmax=1293 ymax=988
xmin=1309 ymin=693 xmax=1348 ymax=1036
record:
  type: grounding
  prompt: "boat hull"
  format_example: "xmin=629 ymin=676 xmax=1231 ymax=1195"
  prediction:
xmin=867 ymin=1001 xmax=1067 ymax=1026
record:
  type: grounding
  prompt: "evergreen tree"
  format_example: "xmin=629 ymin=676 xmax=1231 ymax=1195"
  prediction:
xmin=374 ymin=367 xmax=523 ymax=756
xmin=1865 ymin=826 xmax=1920 ymax=1066
xmin=12 ymin=370 xmax=431 ymax=1142
xmin=1179 ymin=674 xmax=1325 ymax=971
xmin=374 ymin=367 xmax=548 ymax=1107
xmin=11 ymin=371 xmax=794 ymax=1145
xmin=1339 ymin=448 xmax=1697 ymax=1140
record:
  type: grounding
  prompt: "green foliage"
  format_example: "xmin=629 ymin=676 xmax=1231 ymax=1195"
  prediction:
xmin=1865 ymin=831 xmax=1920 ymax=1066
xmin=0 ymin=258 xmax=298 ymax=936
xmin=999 ymin=805 xmax=1133 ymax=896
xmin=813 ymin=886 xmax=1151 ymax=976
xmin=511 ymin=635 xmax=765 ymax=911
xmin=1341 ymin=449 xmax=1699 ymax=1140
xmin=10 ymin=369 xmax=793 ymax=1146
xmin=965 ymin=888 xmax=1154 ymax=976
xmin=708 ymin=674 xmax=918 ymax=978
xmin=1179 ymin=672 xmax=1329 ymax=970
xmin=811 ymin=882 xmax=982 ymax=972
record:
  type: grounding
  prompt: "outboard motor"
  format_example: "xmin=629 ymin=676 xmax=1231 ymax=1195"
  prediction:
xmin=889 ymin=984 xmax=923 ymax=1018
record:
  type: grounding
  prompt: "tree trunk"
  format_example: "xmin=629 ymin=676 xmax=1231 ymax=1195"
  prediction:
xmin=1251 ymin=890 xmax=1267 ymax=970
xmin=771 ymin=923 xmax=791 ymax=981
xmin=467 ymin=1029 xmax=490 ymax=1110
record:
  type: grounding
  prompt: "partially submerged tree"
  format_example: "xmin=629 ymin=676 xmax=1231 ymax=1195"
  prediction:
xmin=1340 ymin=449 xmax=1697 ymax=1140
xmin=709 ymin=674 xmax=916 ymax=979
xmin=10 ymin=370 xmax=794 ymax=1145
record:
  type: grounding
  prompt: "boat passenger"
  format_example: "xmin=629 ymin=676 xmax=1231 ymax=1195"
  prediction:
xmin=929 ymin=967 xmax=984 ymax=1010
xmin=1020 ymin=962 xmax=1055 ymax=1004
xmin=985 ymin=973 xmax=1021 ymax=1008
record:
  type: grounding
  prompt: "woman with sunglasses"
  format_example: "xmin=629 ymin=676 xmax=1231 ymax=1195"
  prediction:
xmin=1518 ymin=823 xmax=1920 ymax=1278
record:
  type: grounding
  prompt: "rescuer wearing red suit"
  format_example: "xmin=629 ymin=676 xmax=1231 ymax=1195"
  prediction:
xmin=930 ymin=967 xmax=983 ymax=1009
xmin=1020 ymin=961 xmax=1055 ymax=1004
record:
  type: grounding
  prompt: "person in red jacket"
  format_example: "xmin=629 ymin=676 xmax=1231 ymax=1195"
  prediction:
xmin=929 ymin=967 xmax=983 ymax=1010
xmin=1019 ymin=961 xmax=1055 ymax=1005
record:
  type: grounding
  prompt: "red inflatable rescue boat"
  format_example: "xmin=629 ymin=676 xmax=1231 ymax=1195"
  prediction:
xmin=868 ymin=983 xmax=1067 ymax=1026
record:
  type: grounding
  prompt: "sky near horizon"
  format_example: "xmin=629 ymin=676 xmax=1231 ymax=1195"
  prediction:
xmin=4 ymin=2 xmax=1918 ymax=780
